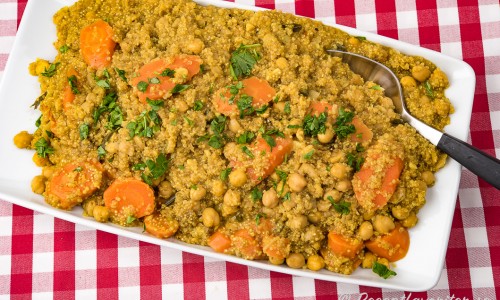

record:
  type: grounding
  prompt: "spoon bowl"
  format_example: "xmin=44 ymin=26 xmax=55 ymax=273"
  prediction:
xmin=327 ymin=49 xmax=500 ymax=189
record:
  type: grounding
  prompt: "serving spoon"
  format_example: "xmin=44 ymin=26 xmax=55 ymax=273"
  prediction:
xmin=327 ymin=49 xmax=500 ymax=189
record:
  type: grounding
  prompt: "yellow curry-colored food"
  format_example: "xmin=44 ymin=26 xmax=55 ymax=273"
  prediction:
xmin=15 ymin=0 xmax=453 ymax=276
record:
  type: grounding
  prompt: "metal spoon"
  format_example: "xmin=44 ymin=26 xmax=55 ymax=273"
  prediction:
xmin=327 ymin=49 xmax=500 ymax=189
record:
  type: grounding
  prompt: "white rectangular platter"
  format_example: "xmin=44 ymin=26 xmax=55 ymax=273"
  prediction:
xmin=0 ymin=0 xmax=475 ymax=291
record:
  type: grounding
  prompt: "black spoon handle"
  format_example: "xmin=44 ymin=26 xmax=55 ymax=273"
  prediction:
xmin=437 ymin=133 xmax=500 ymax=189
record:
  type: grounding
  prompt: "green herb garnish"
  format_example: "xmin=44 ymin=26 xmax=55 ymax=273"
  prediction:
xmin=59 ymin=45 xmax=69 ymax=53
xmin=229 ymin=44 xmax=261 ymax=80
xmin=126 ymin=215 xmax=136 ymax=224
xmin=241 ymin=145 xmax=254 ymax=158
xmin=372 ymin=261 xmax=397 ymax=279
xmin=370 ymin=85 xmax=382 ymax=90
xmin=137 ymin=81 xmax=149 ymax=92
xmin=236 ymin=131 xmax=256 ymax=144
xmin=68 ymin=75 xmax=80 ymax=94
xmin=160 ymin=68 xmax=175 ymax=77
xmin=138 ymin=153 xmax=170 ymax=185
xmin=79 ymin=123 xmax=89 ymax=140
xmin=193 ymin=100 xmax=204 ymax=111
xmin=171 ymin=84 xmax=190 ymax=94
xmin=97 ymin=146 xmax=106 ymax=159
xmin=41 ymin=62 xmax=59 ymax=77
xmin=303 ymin=112 xmax=327 ymax=137
xmin=236 ymin=94 xmax=254 ymax=118
xmin=220 ymin=167 xmax=232 ymax=181
xmin=251 ymin=188 xmax=263 ymax=202
xmin=35 ymin=138 xmax=54 ymax=158
xmin=334 ymin=108 xmax=355 ymax=139
xmin=114 ymin=68 xmax=127 ymax=82
xmin=424 ymin=80 xmax=434 ymax=98
xmin=149 ymin=77 xmax=160 ymax=84
xmin=303 ymin=150 xmax=314 ymax=160
xmin=284 ymin=102 xmax=291 ymax=114
xmin=327 ymin=196 xmax=351 ymax=215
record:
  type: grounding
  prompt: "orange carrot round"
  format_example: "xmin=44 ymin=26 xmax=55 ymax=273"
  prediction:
xmin=208 ymin=231 xmax=232 ymax=253
xmin=80 ymin=20 xmax=116 ymax=69
xmin=365 ymin=224 xmax=410 ymax=262
xmin=131 ymin=55 xmax=202 ymax=102
xmin=103 ymin=178 xmax=155 ymax=219
xmin=144 ymin=213 xmax=179 ymax=239
xmin=45 ymin=161 xmax=103 ymax=210
xmin=327 ymin=231 xmax=364 ymax=259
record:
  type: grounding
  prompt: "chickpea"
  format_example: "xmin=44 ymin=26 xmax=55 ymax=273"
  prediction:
xmin=29 ymin=59 xmax=49 ymax=76
xmin=31 ymin=175 xmax=46 ymax=194
xmin=358 ymin=221 xmax=374 ymax=240
xmin=288 ymin=173 xmax=307 ymax=192
xmin=223 ymin=189 xmax=241 ymax=206
xmin=269 ymin=256 xmax=284 ymax=265
xmin=185 ymin=38 xmax=204 ymax=54
xmin=363 ymin=210 xmax=375 ymax=221
xmin=373 ymin=215 xmax=395 ymax=234
xmin=83 ymin=199 xmax=96 ymax=217
xmin=276 ymin=57 xmax=288 ymax=69
xmin=402 ymin=212 xmax=418 ymax=228
xmin=212 ymin=180 xmax=227 ymax=197
xmin=42 ymin=167 xmax=55 ymax=179
xmin=221 ymin=204 xmax=238 ymax=217
xmin=295 ymin=129 xmax=305 ymax=141
xmin=389 ymin=186 xmax=405 ymax=204
xmin=190 ymin=186 xmax=207 ymax=201
xmin=13 ymin=131 xmax=33 ymax=149
xmin=307 ymin=212 xmax=322 ymax=224
xmin=175 ymin=100 xmax=189 ymax=113
xmin=330 ymin=163 xmax=348 ymax=180
xmin=317 ymin=126 xmax=334 ymax=144
xmin=202 ymin=207 xmax=220 ymax=228
xmin=335 ymin=180 xmax=352 ymax=192
xmin=287 ymin=214 xmax=308 ymax=230
xmin=421 ymin=171 xmax=435 ymax=186
xmin=348 ymin=36 xmax=361 ymax=46
xmin=93 ymin=205 xmax=109 ymax=223
xmin=377 ymin=258 xmax=390 ymax=268
xmin=400 ymin=76 xmax=417 ymax=91
xmin=228 ymin=118 xmax=243 ymax=133
xmin=307 ymin=255 xmax=325 ymax=271
xmin=323 ymin=189 xmax=342 ymax=202
xmin=262 ymin=188 xmax=279 ymax=208
xmin=317 ymin=199 xmax=332 ymax=212
xmin=411 ymin=65 xmax=431 ymax=82
xmin=273 ymin=102 xmax=286 ymax=113
xmin=362 ymin=252 xmax=377 ymax=269
xmin=392 ymin=206 xmax=410 ymax=220
xmin=32 ymin=153 xmax=49 ymax=167
xmin=286 ymin=253 xmax=305 ymax=269
xmin=159 ymin=181 xmax=175 ymax=199
xmin=229 ymin=168 xmax=247 ymax=187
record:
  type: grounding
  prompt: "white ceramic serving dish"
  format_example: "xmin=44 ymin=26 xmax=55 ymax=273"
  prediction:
xmin=0 ymin=0 xmax=475 ymax=291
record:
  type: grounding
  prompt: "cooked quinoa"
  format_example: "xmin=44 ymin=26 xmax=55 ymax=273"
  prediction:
xmin=14 ymin=0 xmax=453 ymax=276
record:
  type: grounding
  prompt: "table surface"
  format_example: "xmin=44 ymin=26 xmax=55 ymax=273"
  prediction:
xmin=1 ymin=0 xmax=499 ymax=299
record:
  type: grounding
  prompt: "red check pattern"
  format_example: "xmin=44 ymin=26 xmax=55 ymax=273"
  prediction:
xmin=1 ymin=0 xmax=499 ymax=299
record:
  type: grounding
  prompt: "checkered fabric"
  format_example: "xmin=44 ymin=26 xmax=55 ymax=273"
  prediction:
xmin=1 ymin=0 xmax=499 ymax=299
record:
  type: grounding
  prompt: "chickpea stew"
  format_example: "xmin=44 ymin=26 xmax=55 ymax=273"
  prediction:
xmin=14 ymin=0 xmax=453 ymax=277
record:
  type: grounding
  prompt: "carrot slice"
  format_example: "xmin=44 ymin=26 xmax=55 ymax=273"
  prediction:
xmin=103 ymin=178 xmax=155 ymax=219
xmin=231 ymin=229 xmax=264 ymax=260
xmin=131 ymin=55 xmax=202 ymax=102
xmin=80 ymin=20 xmax=116 ymax=69
xmin=45 ymin=161 xmax=103 ymax=210
xmin=350 ymin=117 xmax=373 ymax=143
xmin=327 ymin=231 xmax=364 ymax=259
xmin=208 ymin=231 xmax=232 ymax=253
xmin=144 ymin=213 xmax=179 ymax=239
xmin=308 ymin=101 xmax=334 ymax=116
xmin=214 ymin=76 xmax=275 ymax=116
xmin=245 ymin=136 xmax=293 ymax=182
xmin=365 ymin=224 xmax=410 ymax=262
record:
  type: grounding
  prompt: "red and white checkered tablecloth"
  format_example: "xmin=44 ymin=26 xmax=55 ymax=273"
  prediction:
xmin=1 ymin=0 xmax=499 ymax=299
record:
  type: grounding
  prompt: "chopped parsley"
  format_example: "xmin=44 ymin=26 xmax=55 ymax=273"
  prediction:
xmin=241 ymin=145 xmax=254 ymax=158
xmin=229 ymin=44 xmax=261 ymax=80
xmin=236 ymin=131 xmax=256 ymax=144
xmin=303 ymin=112 xmax=327 ymax=137
xmin=41 ymin=62 xmax=59 ymax=77
xmin=59 ymin=45 xmax=69 ymax=53
xmin=193 ymin=100 xmax=204 ymax=111
xmin=370 ymin=85 xmax=382 ymax=90
xmin=138 ymin=153 xmax=170 ymax=185
xmin=220 ymin=167 xmax=232 ymax=181
xmin=327 ymin=196 xmax=351 ymax=215
xmin=372 ymin=261 xmax=397 ymax=279
xmin=284 ymin=101 xmax=291 ymax=114
xmin=250 ymin=188 xmax=263 ymax=202
xmin=160 ymin=68 xmax=175 ymax=77
xmin=149 ymin=77 xmax=160 ymax=84
xmin=334 ymin=108 xmax=355 ymax=139
xmin=114 ymin=68 xmax=127 ymax=82
xmin=183 ymin=116 xmax=194 ymax=126
xmin=97 ymin=146 xmax=106 ymax=159
xmin=424 ymin=80 xmax=434 ymax=98
xmin=255 ymin=213 xmax=266 ymax=225
xmin=228 ymin=81 xmax=244 ymax=104
xmin=68 ymin=75 xmax=80 ymax=94
xmin=31 ymin=92 xmax=47 ymax=109
xmin=261 ymin=128 xmax=284 ymax=150
xmin=93 ymin=92 xmax=122 ymax=131
xmin=35 ymin=138 xmax=54 ymax=158
xmin=287 ymin=124 xmax=301 ymax=129
xmin=95 ymin=72 xmax=111 ymax=89
xmin=79 ymin=123 xmax=89 ymax=140
xmin=171 ymin=84 xmax=190 ymax=94
xmin=236 ymin=94 xmax=254 ymax=118
xmin=303 ymin=150 xmax=314 ymax=160
xmin=346 ymin=152 xmax=364 ymax=172
xmin=127 ymin=100 xmax=164 ymax=138
xmin=199 ymin=115 xmax=227 ymax=149
xmin=35 ymin=115 xmax=42 ymax=127
xmin=282 ymin=191 xmax=291 ymax=201
xmin=355 ymin=36 xmax=367 ymax=41
xmin=126 ymin=215 xmax=136 ymax=224
xmin=74 ymin=166 xmax=83 ymax=172
xmin=207 ymin=135 xmax=224 ymax=149
xmin=137 ymin=81 xmax=149 ymax=92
